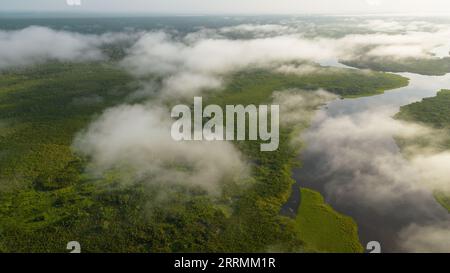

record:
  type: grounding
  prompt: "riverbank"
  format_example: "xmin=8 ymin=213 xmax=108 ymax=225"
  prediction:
xmin=289 ymin=69 xmax=450 ymax=252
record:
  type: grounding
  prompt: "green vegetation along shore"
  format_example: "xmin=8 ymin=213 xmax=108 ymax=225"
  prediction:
xmin=294 ymin=188 xmax=363 ymax=253
xmin=0 ymin=61 xmax=408 ymax=252
xmin=396 ymin=89 xmax=450 ymax=212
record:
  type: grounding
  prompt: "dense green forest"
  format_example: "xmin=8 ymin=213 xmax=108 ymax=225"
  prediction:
xmin=0 ymin=60 xmax=408 ymax=252
xmin=396 ymin=89 xmax=450 ymax=212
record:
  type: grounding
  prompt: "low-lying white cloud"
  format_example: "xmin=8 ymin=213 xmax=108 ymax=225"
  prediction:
xmin=0 ymin=26 xmax=138 ymax=70
xmin=303 ymin=109 xmax=450 ymax=206
xmin=358 ymin=19 xmax=446 ymax=33
xmin=399 ymin=222 xmax=450 ymax=252
xmin=274 ymin=64 xmax=322 ymax=76
xmin=55 ymin=17 xmax=450 ymax=248
xmin=121 ymin=31 xmax=338 ymax=97
xmin=120 ymin=20 xmax=450 ymax=98
xmin=299 ymin=107 xmax=450 ymax=252
xmin=272 ymin=89 xmax=337 ymax=127
xmin=73 ymin=18 xmax=450 ymax=198
xmin=73 ymin=104 xmax=249 ymax=193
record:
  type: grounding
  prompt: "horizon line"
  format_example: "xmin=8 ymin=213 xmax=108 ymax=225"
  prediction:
xmin=2 ymin=10 xmax=450 ymax=17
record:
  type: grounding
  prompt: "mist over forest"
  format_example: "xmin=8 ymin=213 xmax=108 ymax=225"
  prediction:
xmin=0 ymin=12 xmax=449 ymax=253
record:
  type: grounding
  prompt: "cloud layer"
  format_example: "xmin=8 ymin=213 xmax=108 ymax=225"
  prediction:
xmin=297 ymin=107 xmax=450 ymax=252
xmin=4 ymin=18 xmax=449 ymax=250
xmin=0 ymin=26 xmax=137 ymax=70
xmin=119 ymin=20 xmax=450 ymax=99
xmin=73 ymin=104 xmax=249 ymax=193
xmin=73 ymin=18 xmax=450 ymax=220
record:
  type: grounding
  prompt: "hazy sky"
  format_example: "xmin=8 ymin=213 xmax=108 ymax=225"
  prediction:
xmin=2 ymin=0 xmax=450 ymax=15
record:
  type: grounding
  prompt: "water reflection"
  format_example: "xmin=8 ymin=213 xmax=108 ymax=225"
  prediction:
xmin=288 ymin=66 xmax=450 ymax=252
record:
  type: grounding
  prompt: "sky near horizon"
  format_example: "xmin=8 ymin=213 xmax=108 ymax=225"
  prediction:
xmin=2 ymin=0 xmax=450 ymax=15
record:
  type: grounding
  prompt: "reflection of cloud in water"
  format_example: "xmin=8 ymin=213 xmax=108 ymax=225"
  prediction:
xmin=294 ymin=72 xmax=450 ymax=252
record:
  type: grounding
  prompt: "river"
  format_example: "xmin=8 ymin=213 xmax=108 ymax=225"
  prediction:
xmin=284 ymin=60 xmax=450 ymax=252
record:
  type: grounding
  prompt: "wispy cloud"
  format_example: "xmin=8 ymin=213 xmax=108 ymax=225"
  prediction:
xmin=0 ymin=26 xmax=138 ymax=70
